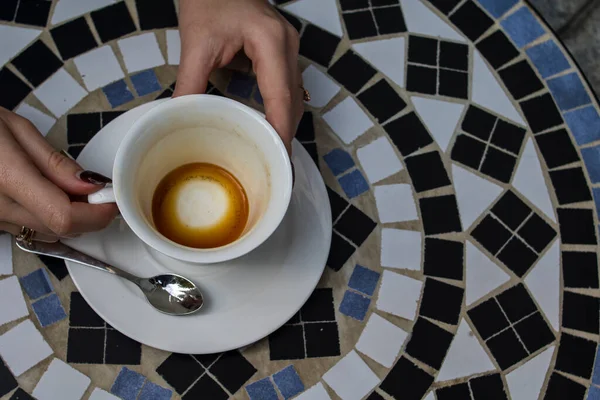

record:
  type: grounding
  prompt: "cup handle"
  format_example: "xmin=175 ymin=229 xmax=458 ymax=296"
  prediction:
xmin=88 ymin=185 xmax=116 ymax=204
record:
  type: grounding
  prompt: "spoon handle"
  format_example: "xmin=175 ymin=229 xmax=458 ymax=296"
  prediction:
xmin=15 ymin=238 xmax=142 ymax=284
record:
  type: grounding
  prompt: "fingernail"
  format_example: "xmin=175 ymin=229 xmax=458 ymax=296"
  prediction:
xmin=77 ymin=170 xmax=112 ymax=185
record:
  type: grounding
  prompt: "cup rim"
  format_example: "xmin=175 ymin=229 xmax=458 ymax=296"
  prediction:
xmin=112 ymin=94 xmax=293 ymax=263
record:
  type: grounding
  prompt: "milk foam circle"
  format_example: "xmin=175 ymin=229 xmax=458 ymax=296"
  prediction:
xmin=174 ymin=180 xmax=230 ymax=228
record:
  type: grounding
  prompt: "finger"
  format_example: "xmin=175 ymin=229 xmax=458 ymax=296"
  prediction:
xmin=173 ymin=31 xmax=218 ymax=97
xmin=0 ymin=222 xmax=58 ymax=243
xmin=0 ymin=195 xmax=56 ymax=235
xmin=69 ymin=202 xmax=118 ymax=234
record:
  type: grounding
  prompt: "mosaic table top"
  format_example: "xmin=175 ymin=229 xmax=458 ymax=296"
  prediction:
xmin=2 ymin=0 xmax=600 ymax=399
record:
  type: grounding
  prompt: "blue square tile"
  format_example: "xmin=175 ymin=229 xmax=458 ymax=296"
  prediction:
xmin=582 ymin=146 xmax=600 ymax=183
xmin=131 ymin=69 xmax=161 ymax=97
xmin=111 ymin=367 xmax=146 ymax=400
xmin=592 ymin=345 xmax=600 ymax=385
xmin=338 ymin=169 xmax=369 ymax=198
xmin=339 ymin=290 xmax=370 ymax=321
xmin=227 ymin=72 xmax=255 ymax=99
xmin=246 ymin=377 xmax=278 ymax=400
xmin=254 ymin=87 xmax=264 ymax=105
xmin=103 ymin=80 xmax=134 ymax=108
xmin=594 ymin=188 xmax=600 ymax=219
xmin=547 ymin=73 xmax=591 ymax=111
xmin=565 ymin=105 xmax=600 ymax=146
xmin=20 ymin=268 xmax=53 ymax=300
xmin=589 ymin=385 xmax=600 ymax=400
xmin=348 ymin=265 xmax=380 ymax=296
xmin=32 ymin=293 xmax=67 ymax=327
xmin=138 ymin=381 xmax=172 ymax=400
xmin=500 ymin=7 xmax=546 ymax=48
xmin=526 ymin=40 xmax=571 ymax=79
xmin=477 ymin=0 xmax=518 ymax=18
xmin=273 ymin=365 xmax=304 ymax=399
xmin=324 ymin=149 xmax=355 ymax=176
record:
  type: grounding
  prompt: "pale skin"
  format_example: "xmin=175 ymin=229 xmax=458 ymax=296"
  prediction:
xmin=0 ymin=0 xmax=303 ymax=240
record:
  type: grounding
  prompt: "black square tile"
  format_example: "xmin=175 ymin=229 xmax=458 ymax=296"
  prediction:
xmin=405 ymin=151 xmax=452 ymax=193
xmin=562 ymin=291 xmax=599 ymax=334
xmin=136 ymin=0 xmax=178 ymax=30
xmin=436 ymin=383 xmax=471 ymax=400
xmin=450 ymin=0 xmax=494 ymax=41
xmin=517 ymin=214 xmax=556 ymax=253
xmin=476 ymin=30 xmax=519 ymax=69
xmin=557 ymin=208 xmax=597 ymax=245
xmin=462 ymin=105 xmax=497 ymax=141
xmin=555 ymin=333 xmax=596 ymax=379
xmin=342 ymin=10 xmax=378 ymax=40
xmin=367 ymin=392 xmax=385 ymax=400
xmin=496 ymin=284 xmax=537 ymax=323
xmin=357 ymin=79 xmax=407 ymax=122
xmin=105 ymin=330 xmax=141 ymax=364
xmin=497 ymin=236 xmax=538 ymax=277
xmin=0 ymin=358 xmax=17 ymax=397
xmin=301 ymin=288 xmax=335 ymax=322
xmin=67 ymin=145 xmax=87 ymax=158
xmin=155 ymin=88 xmax=172 ymax=99
xmin=296 ymin=112 xmax=315 ymax=142
xmin=334 ymin=204 xmax=376 ymax=247
xmin=192 ymin=353 xmax=221 ymax=368
xmin=305 ymin=322 xmax=341 ymax=358
xmin=405 ymin=318 xmax=454 ymax=369
xmin=419 ymin=278 xmax=464 ymax=325
xmin=490 ymin=119 xmax=526 ymax=154
xmin=535 ymin=129 xmax=580 ymax=169
xmin=544 ymin=373 xmax=586 ymax=400
xmin=514 ymin=312 xmax=554 ymax=353
xmin=428 ymin=0 xmax=461 ymax=14
xmin=277 ymin=9 xmax=302 ymax=32
xmin=14 ymin=0 xmax=50 ymax=26
xmin=210 ymin=351 xmax=257 ymax=393
xmin=381 ymin=357 xmax=434 ymax=400
xmin=339 ymin=0 xmax=369 ymax=10
xmin=406 ymin=65 xmax=437 ymax=95
xmin=69 ymin=292 xmax=105 ymax=327
xmin=0 ymin=0 xmax=18 ymax=21
xmin=156 ymin=353 xmax=204 ymax=394
xmin=373 ymin=6 xmax=406 ymax=34
xmin=101 ymin=111 xmax=125 ymax=126
xmin=439 ymin=68 xmax=468 ymax=99
xmin=468 ymin=298 xmax=510 ymax=340
xmin=439 ymin=41 xmax=469 ymax=71
xmin=269 ymin=324 xmax=306 ymax=360
xmin=9 ymin=388 xmax=35 ymax=400
xmin=51 ymin=17 xmax=97 ymax=59
xmin=67 ymin=113 xmax=101 ymax=144
xmin=372 ymin=0 xmax=398 ymax=5
xmin=562 ymin=251 xmax=599 ymax=288
xmin=384 ymin=112 xmax=433 ymax=156
xmin=12 ymin=40 xmax=62 ymax=87
xmin=424 ymin=238 xmax=464 ymax=280
xmin=419 ymin=195 xmax=462 ymax=235
xmin=491 ymin=191 xmax=532 ymax=230
xmin=498 ymin=60 xmax=544 ymax=100
xmin=328 ymin=50 xmax=377 ymax=94
xmin=38 ymin=254 xmax=68 ymax=280
xmin=328 ymin=187 xmax=349 ymax=222
xmin=91 ymin=2 xmax=137 ymax=43
xmin=481 ymin=146 xmax=517 ymax=183
xmin=520 ymin=93 xmax=563 ymax=133
xmin=327 ymin=232 xmax=355 ymax=271
xmin=66 ymin=328 xmax=105 ymax=363
xmin=550 ymin=167 xmax=592 ymax=205
xmin=451 ymin=134 xmax=486 ymax=170
xmin=408 ymin=35 xmax=438 ymax=66
xmin=183 ymin=375 xmax=228 ymax=400
xmin=470 ymin=374 xmax=508 ymax=400
xmin=486 ymin=328 xmax=528 ymax=369
xmin=471 ymin=215 xmax=512 ymax=255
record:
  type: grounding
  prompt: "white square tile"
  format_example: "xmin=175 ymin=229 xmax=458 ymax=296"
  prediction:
xmin=296 ymin=383 xmax=331 ymax=400
xmin=376 ymin=270 xmax=422 ymax=320
xmin=0 ymin=319 xmax=52 ymax=376
xmin=357 ymin=137 xmax=403 ymax=183
xmin=118 ymin=32 xmax=165 ymax=73
xmin=323 ymin=97 xmax=373 ymax=144
xmin=323 ymin=351 xmax=379 ymax=400
xmin=374 ymin=184 xmax=417 ymax=223
xmin=33 ymin=358 xmax=90 ymax=400
xmin=0 ymin=276 xmax=29 ymax=326
xmin=353 ymin=38 xmax=405 ymax=88
xmin=14 ymin=103 xmax=56 ymax=137
xmin=356 ymin=313 xmax=408 ymax=367
xmin=302 ymin=65 xmax=340 ymax=108
xmin=0 ymin=233 xmax=12 ymax=275
xmin=34 ymin=69 xmax=87 ymax=118
xmin=381 ymin=229 xmax=422 ymax=270
xmin=89 ymin=388 xmax=120 ymax=400
xmin=166 ymin=30 xmax=181 ymax=65
xmin=74 ymin=46 xmax=124 ymax=91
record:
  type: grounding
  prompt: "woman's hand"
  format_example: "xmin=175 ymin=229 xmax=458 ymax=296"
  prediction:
xmin=175 ymin=0 xmax=304 ymax=154
xmin=0 ymin=108 xmax=118 ymax=240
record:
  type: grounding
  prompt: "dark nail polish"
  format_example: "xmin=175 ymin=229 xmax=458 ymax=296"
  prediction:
xmin=77 ymin=170 xmax=112 ymax=185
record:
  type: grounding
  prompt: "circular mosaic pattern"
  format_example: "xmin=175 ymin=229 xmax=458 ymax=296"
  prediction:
xmin=1 ymin=0 xmax=600 ymax=399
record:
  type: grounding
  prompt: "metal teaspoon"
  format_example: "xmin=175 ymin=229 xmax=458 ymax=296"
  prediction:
xmin=15 ymin=238 xmax=204 ymax=316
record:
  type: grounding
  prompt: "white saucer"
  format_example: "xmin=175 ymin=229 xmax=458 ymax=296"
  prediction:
xmin=65 ymin=100 xmax=332 ymax=354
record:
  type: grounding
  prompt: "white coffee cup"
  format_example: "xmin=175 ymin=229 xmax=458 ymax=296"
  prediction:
xmin=88 ymin=95 xmax=293 ymax=263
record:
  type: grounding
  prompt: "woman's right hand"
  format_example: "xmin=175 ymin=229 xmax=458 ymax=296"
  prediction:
xmin=0 ymin=107 xmax=118 ymax=241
